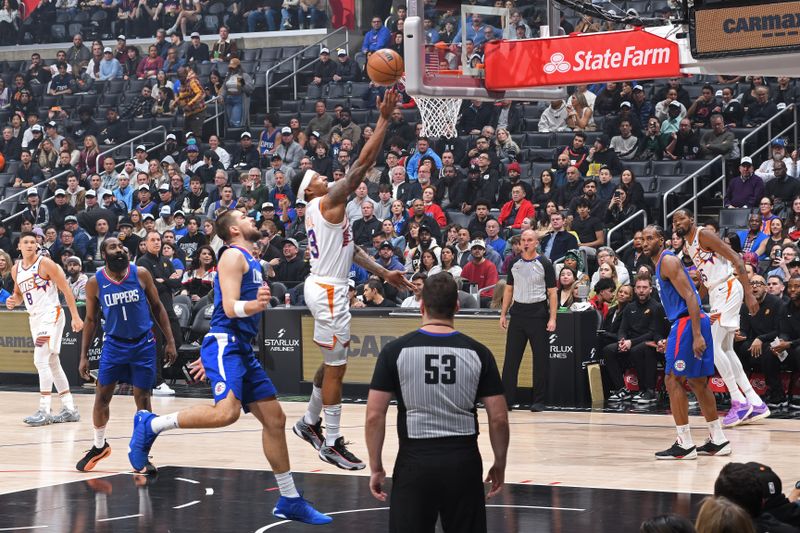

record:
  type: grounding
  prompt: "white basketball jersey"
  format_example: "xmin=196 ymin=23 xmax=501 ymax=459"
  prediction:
xmin=16 ymin=256 xmax=61 ymax=315
xmin=685 ymin=227 xmax=733 ymax=289
xmin=305 ymin=196 xmax=354 ymax=280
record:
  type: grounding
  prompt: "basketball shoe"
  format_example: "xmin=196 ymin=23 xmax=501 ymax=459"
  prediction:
xmin=53 ymin=407 xmax=80 ymax=423
xmin=655 ymin=441 xmax=697 ymax=460
xmin=23 ymin=409 xmax=53 ymax=427
xmin=293 ymin=418 xmax=324 ymax=451
xmin=128 ymin=410 xmax=159 ymax=473
xmin=696 ymin=439 xmax=732 ymax=456
xmin=273 ymin=494 xmax=332 ymax=525
xmin=744 ymin=402 xmax=771 ymax=423
xmin=318 ymin=437 xmax=366 ymax=470
xmin=722 ymin=400 xmax=752 ymax=428
xmin=76 ymin=441 xmax=111 ymax=472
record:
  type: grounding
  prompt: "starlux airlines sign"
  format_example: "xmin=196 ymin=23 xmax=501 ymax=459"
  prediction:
xmin=691 ymin=0 xmax=800 ymax=58
xmin=484 ymin=29 xmax=680 ymax=91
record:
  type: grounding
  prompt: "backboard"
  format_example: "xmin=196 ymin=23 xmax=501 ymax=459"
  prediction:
xmin=403 ymin=0 xmax=567 ymax=101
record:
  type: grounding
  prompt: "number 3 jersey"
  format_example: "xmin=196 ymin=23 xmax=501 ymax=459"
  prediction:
xmin=305 ymin=196 xmax=354 ymax=280
xmin=96 ymin=264 xmax=152 ymax=339
xmin=370 ymin=330 xmax=504 ymax=444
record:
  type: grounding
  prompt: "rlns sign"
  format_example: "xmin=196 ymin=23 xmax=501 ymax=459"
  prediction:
xmin=485 ymin=29 xmax=681 ymax=90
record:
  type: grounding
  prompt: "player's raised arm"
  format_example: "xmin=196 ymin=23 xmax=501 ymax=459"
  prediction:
xmin=137 ymin=267 xmax=177 ymax=365
xmin=216 ymin=248 xmax=270 ymax=318
xmin=79 ymin=277 xmax=99 ymax=381
xmin=661 ymin=254 xmax=706 ymax=358
xmin=326 ymin=89 xmax=399 ymax=206
xmin=699 ymin=228 xmax=759 ymax=315
xmin=41 ymin=257 xmax=83 ymax=332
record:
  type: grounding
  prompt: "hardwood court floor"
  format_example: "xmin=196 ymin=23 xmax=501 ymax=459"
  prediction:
xmin=0 ymin=391 xmax=798 ymax=528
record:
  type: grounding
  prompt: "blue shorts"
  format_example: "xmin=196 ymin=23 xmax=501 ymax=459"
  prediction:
xmin=201 ymin=330 xmax=277 ymax=413
xmin=97 ymin=332 xmax=157 ymax=390
xmin=665 ymin=314 xmax=715 ymax=378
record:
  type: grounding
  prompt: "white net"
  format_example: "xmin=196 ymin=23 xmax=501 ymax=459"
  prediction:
xmin=414 ymin=96 xmax=462 ymax=139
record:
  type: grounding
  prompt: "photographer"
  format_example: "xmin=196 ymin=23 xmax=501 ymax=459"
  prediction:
xmin=605 ymin=188 xmax=641 ymax=250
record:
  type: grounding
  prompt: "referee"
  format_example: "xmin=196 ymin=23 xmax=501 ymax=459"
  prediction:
xmin=499 ymin=229 xmax=558 ymax=412
xmin=366 ymin=272 xmax=509 ymax=533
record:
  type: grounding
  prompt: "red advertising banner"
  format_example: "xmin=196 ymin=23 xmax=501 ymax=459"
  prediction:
xmin=484 ymin=28 xmax=681 ymax=90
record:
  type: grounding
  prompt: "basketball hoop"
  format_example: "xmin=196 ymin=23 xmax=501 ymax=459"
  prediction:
xmin=399 ymin=76 xmax=462 ymax=139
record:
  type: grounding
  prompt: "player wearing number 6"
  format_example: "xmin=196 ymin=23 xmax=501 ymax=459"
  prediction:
xmin=290 ymin=89 xmax=414 ymax=471
xmin=75 ymin=237 xmax=176 ymax=473
xmin=7 ymin=232 xmax=84 ymax=427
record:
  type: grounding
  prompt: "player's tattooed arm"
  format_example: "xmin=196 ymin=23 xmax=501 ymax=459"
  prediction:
xmin=353 ymin=245 xmax=413 ymax=290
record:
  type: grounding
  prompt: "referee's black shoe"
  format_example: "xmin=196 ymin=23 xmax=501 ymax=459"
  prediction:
xmin=319 ymin=437 xmax=366 ymax=470
xmin=654 ymin=441 xmax=697 ymax=460
xmin=530 ymin=403 xmax=546 ymax=412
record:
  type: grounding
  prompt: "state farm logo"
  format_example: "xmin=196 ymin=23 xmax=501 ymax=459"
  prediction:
xmin=543 ymin=52 xmax=570 ymax=74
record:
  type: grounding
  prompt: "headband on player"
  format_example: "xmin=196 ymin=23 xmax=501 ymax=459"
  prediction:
xmin=296 ymin=169 xmax=318 ymax=205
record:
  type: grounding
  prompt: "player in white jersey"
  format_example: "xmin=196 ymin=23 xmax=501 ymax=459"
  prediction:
xmin=6 ymin=232 xmax=84 ymax=426
xmin=673 ymin=210 xmax=771 ymax=427
xmin=290 ymin=89 xmax=413 ymax=470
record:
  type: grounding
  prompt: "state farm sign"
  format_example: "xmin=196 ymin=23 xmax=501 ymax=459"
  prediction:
xmin=484 ymin=28 xmax=681 ymax=90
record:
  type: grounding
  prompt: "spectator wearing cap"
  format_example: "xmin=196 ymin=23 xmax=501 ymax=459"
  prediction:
xmin=44 ymin=120 xmax=64 ymax=149
xmin=104 ymin=189 xmax=128 ymax=218
xmin=173 ymin=66 xmax=207 ymax=139
xmin=406 ymin=223 xmax=442 ymax=273
xmin=221 ymin=58 xmax=254 ymax=129
xmin=83 ymin=188 xmax=103 ymax=212
xmin=13 ymin=149 xmax=43 ymax=188
xmin=726 ymin=158 xmax=765 ymax=209
xmin=461 ymin=239 xmax=499 ymax=306
xmin=305 ymin=101 xmax=334 ymax=141
xmin=756 ymin=138 xmax=797 ymax=182
xmin=157 ymin=181 xmax=180 ymax=212
xmin=498 ymin=182 xmax=535 ymax=230
xmin=629 ymin=85 xmax=654 ymax=131
xmin=332 ymin=48 xmax=360 ymax=85
xmin=180 ymin=144 xmax=204 ymax=176
xmin=112 ymin=171 xmax=134 ymax=211
xmin=308 ymin=47 xmax=337 ymax=98
xmin=264 ymin=153 xmax=296 ymax=189
xmin=135 ymin=183 xmax=157 ymax=215
xmin=376 ymin=240 xmax=405 ymax=272
xmin=271 ymin=237 xmax=309 ymax=283
xmin=656 ymin=96 xmax=686 ymax=134
xmin=63 ymin=215 xmax=90 ymax=257
xmin=274 ymin=126 xmax=304 ymax=169
xmin=64 ymin=256 xmax=88 ymax=304
xmin=20 ymin=189 xmax=49 ymax=229
xmin=232 ymin=131 xmax=261 ymax=170
xmin=154 ymin=204 xmax=175 ymax=233
xmin=48 ymin=188 xmax=77 ymax=231
xmin=98 ymin=47 xmax=123 ymax=80
xmin=131 ymin=145 xmax=150 ymax=172
xmin=497 ymin=162 xmax=533 ymax=206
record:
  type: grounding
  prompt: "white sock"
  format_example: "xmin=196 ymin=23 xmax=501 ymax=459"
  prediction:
xmin=275 ymin=471 xmax=300 ymax=498
xmin=303 ymin=386 xmax=323 ymax=425
xmin=39 ymin=394 xmax=51 ymax=413
xmin=150 ymin=413 xmax=180 ymax=434
xmin=60 ymin=391 xmax=75 ymax=411
xmin=323 ymin=404 xmax=342 ymax=446
xmin=708 ymin=419 xmax=727 ymax=444
xmin=676 ymin=424 xmax=694 ymax=448
xmin=94 ymin=426 xmax=106 ymax=449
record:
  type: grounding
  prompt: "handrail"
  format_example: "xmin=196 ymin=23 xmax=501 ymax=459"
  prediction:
xmin=662 ymin=156 xmax=725 ymax=227
xmin=741 ymin=104 xmax=796 ymax=159
xmin=94 ymin=125 xmax=167 ymax=171
xmin=264 ymin=26 xmax=350 ymax=113
xmin=1 ymin=169 xmax=74 ymax=224
xmin=608 ymin=209 xmax=647 ymax=255
xmin=203 ymin=97 xmax=223 ymax=136
xmin=664 ymin=164 xmax=729 ymax=228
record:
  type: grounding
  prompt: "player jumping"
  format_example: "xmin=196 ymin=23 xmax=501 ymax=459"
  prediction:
xmin=128 ymin=210 xmax=331 ymax=525
xmin=76 ymin=237 xmax=176 ymax=472
xmin=643 ymin=225 xmax=731 ymax=459
xmin=672 ymin=209 xmax=770 ymax=426
xmin=7 ymin=232 xmax=83 ymax=426
xmin=290 ymin=89 xmax=413 ymax=470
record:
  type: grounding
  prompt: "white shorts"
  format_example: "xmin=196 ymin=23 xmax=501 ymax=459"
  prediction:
xmin=304 ymin=276 xmax=351 ymax=364
xmin=708 ymin=277 xmax=743 ymax=330
xmin=29 ymin=306 xmax=66 ymax=353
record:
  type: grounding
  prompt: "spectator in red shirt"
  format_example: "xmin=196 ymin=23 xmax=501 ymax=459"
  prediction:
xmin=461 ymin=238 xmax=499 ymax=307
xmin=498 ymin=183 xmax=535 ymax=229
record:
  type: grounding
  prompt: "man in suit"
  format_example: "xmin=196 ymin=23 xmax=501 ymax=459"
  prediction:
xmin=539 ymin=211 xmax=578 ymax=262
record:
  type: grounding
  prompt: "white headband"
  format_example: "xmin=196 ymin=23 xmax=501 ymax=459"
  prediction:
xmin=296 ymin=170 xmax=318 ymax=205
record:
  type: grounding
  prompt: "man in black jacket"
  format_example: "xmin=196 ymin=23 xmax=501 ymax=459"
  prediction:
xmin=185 ymin=32 xmax=210 ymax=65
xmin=454 ymin=164 xmax=497 ymax=214
xmin=539 ymin=212 xmax=578 ymax=262
xmin=99 ymin=108 xmax=127 ymax=145
xmin=231 ymin=131 xmax=261 ymax=170
xmin=604 ymin=275 xmax=666 ymax=403
xmin=272 ymin=238 xmax=310 ymax=284
xmin=308 ymin=48 xmax=337 ymax=97
xmin=332 ymin=48 xmax=360 ymax=83
xmin=48 ymin=188 xmax=77 ymax=231
xmin=136 ymin=230 xmax=182 ymax=395
xmin=0 ymin=126 xmax=22 ymax=162
xmin=765 ymin=276 xmax=800 ymax=410
xmin=13 ymin=150 xmax=44 ymax=188
xmin=384 ymin=107 xmax=415 ymax=150
xmin=352 ymin=200 xmax=382 ymax=247
xmin=734 ymin=274 xmax=784 ymax=407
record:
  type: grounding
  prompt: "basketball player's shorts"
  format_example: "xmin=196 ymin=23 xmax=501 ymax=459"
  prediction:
xmin=29 ymin=306 xmax=66 ymax=353
xmin=304 ymin=275 xmax=351 ymax=365
xmin=665 ymin=313 xmax=715 ymax=379
xmin=98 ymin=331 xmax=157 ymax=390
xmin=201 ymin=328 xmax=277 ymax=413
xmin=708 ymin=277 xmax=743 ymax=330
xmin=390 ymin=440 xmax=487 ymax=533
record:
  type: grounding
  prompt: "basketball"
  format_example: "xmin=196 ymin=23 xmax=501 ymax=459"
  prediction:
xmin=366 ymin=49 xmax=404 ymax=86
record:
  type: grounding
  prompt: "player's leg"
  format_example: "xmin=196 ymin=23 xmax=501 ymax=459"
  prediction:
xmin=26 ymin=343 xmax=55 ymax=426
xmin=48 ymin=316 xmax=79 ymax=423
xmin=718 ymin=325 xmax=770 ymax=421
xmin=76 ymin=382 xmax=116 ymax=471
xmin=656 ymin=319 xmax=697 ymax=460
xmin=687 ymin=376 xmax=731 ymax=456
xmin=293 ymin=364 xmax=325 ymax=450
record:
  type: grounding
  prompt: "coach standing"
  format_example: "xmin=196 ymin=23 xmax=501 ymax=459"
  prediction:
xmin=499 ymin=229 xmax=558 ymax=412
xmin=366 ymin=273 xmax=509 ymax=533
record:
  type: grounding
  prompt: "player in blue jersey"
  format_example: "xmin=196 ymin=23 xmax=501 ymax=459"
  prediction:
xmin=76 ymin=237 xmax=176 ymax=472
xmin=128 ymin=209 xmax=331 ymax=525
xmin=642 ymin=225 xmax=731 ymax=460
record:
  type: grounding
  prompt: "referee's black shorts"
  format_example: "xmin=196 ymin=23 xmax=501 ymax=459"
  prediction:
xmin=389 ymin=439 xmax=486 ymax=533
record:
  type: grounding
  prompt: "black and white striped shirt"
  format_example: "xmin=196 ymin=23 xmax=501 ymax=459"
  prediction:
xmin=370 ymin=330 xmax=504 ymax=443
xmin=507 ymin=254 xmax=556 ymax=304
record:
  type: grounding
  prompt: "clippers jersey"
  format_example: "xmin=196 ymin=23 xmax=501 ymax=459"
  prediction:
xmin=685 ymin=227 xmax=733 ymax=289
xmin=655 ymin=250 xmax=702 ymax=321
xmin=15 ymin=256 xmax=60 ymax=316
xmin=305 ymin=196 xmax=354 ymax=280
xmin=210 ymin=245 xmax=263 ymax=342
xmin=96 ymin=264 xmax=152 ymax=339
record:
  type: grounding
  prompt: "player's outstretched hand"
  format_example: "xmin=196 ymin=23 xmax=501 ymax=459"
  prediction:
xmin=692 ymin=336 xmax=706 ymax=360
xmin=79 ymin=356 xmax=91 ymax=381
xmin=5 ymin=294 xmax=18 ymax=310
xmin=376 ymin=89 xmax=399 ymax=120
xmin=369 ymin=469 xmax=387 ymax=501
xmin=71 ymin=316 xmax=84 ymax=333
xmin=187 ymin=358 xmax=206 ymax=381
xmin=382 ymin=270 xmax=413 ymax=291
xmin=485 ymin=462 xmax=505 ymax=499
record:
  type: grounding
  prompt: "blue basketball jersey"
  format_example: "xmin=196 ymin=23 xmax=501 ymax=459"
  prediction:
xmin=655 ymin=250 xmax=702 ymax=322
xmin=210 ymin=245 xmax=264 ymax=342
xmin=96 ymin=263 xmax=153 ymax=339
